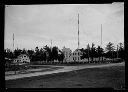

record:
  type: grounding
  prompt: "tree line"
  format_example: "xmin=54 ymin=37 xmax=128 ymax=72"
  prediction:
xmin=4 ymin=45 xmax=64 ymax=64
xmin=4 ymin=42 xmax=124 ymax=64
xmin=80 ymin=42 xmax=124 ymax=62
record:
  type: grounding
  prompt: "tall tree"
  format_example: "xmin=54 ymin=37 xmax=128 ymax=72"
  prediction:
xmin=4 ymin=48 xmax=14 ymax=59
xmin=43 ymin=45 xmax=51 ymax=63
xmin=90 ymin=43 xmax=96 ymax=62
xmin=96 ymin=46 xmax=104 ymax=62
xmin=58 ymin=50 xmax=64 ymax=63
xmin=105 ymin=42 xmax=115 ymax=60
xmin=79 ymin=48 xmax=85 ymax=59
xmin=87 ymin=44 xmax=90 ymax=62
xmin=32 ymin=47 xmax=42 ymax=61
xmin=27 ymin=49 xmax=34 ymax=60
xmin=118 ymin=43 xmax=124 ymax=60
xmin=52 ymin=46 xmax=59 ymax=62
xmin=21 ymin=48 xmax=27 ymax=54
xmin=13 ymin=48 xmax=22 ymax=58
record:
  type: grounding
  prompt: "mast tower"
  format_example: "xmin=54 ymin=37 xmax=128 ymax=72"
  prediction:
xmin=13 ymin=33 xmax=14 ymax=52
xmin=101 ymin=24 xmax=102 ymax=47
xmin=78 ymin=13 xmax=80 ymax=49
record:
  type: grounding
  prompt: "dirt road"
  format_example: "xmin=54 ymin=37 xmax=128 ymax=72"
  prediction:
xmin=6 ymin=62 xmax=125 ymax=89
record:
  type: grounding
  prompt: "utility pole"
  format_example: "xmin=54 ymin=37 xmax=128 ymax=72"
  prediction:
xmin=101 ymin=24 xmax=102 ymax=47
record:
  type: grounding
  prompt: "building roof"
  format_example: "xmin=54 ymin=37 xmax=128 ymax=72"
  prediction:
xmin=15 ymin=54 xmax=30 ymax=59
xmin=18 ymin=54 xmax=29 ymax=57
xmin=62 ymin=47 xmax=72 ymax=52
xmin=73 ymin=49 xmax=81 ymax=53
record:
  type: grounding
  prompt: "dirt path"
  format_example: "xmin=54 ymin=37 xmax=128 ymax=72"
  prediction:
xmin=6 ymin=62 xmax=125 ymax=89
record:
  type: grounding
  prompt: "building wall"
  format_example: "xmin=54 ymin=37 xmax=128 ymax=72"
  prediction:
xmin=69 ymin=49 xmax=82 ymax=62
xmin=62 ymin=47 xmax=72 ymax=62
xmin=62 ymin=47 xmax=82 ymax=62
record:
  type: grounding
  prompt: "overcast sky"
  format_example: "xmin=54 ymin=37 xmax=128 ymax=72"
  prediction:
xmin=5 ymin=3 xmax=124 ymax=51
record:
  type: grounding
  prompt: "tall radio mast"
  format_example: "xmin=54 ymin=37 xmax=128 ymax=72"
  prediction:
xmin=50 ymin=39 xmax=52 ymax=62
xmin=13 ymin=33 xmax=14 ymax=52
xmin=78 ymin=13 xmax=80 ymax=49
xmin=101 ymin=24 xmax=102 ymax=47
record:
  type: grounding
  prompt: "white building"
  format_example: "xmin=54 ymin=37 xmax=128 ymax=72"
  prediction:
xmin=62 ymin=47 xmax=72 ymax=62
xmin=62 ymin=47 xmax=82 ymax=62
xmin=70 ymin=49 xmax=82 ymax=62
xmin=13 ymin=54 xmax=30 ymax=64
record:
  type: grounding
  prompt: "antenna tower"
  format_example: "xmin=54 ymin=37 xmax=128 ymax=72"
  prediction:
xmin=101 ymin=24 xmax=102 ymax=47
xmin=78 ymin=13 xmax=80 ymax=49
xmin=13 ymin=33 xmax=14 ymax=52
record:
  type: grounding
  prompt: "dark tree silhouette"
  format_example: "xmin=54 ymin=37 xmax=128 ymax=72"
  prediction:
xmin=96 ymin=46 xmax=104 ymax=62
xmin=87 ymin=44 xmax=91 ymax=62
xmin=105 ymin=42 xmax=115 ymax=61
xmin=4 ymin=48 xmax=14 ymax=59
xmin=13 ymin=48 xmax=22 ymax=58
xmin=118 ymin=43 xmax=124 ymax=60
xmin=58 ymin=50 xmax=64 ymax=63
xmin=27 ymin=49 xmax=34 ymax=61
xmin=43 ymin=45 xmax=52 ymax=63
xmin=90 ymin=43 xmax=97 ymax=62
xmin=52 ymin=47 xmax=58 ymax=60
xmin=21 ymin=48 xmax=27 ymax=54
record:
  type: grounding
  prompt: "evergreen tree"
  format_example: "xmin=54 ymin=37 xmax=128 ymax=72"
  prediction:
xmin=96 ymin=46 xmax=104 ymax=62
xmin=105 ymin=42 xmax=115 ymax=61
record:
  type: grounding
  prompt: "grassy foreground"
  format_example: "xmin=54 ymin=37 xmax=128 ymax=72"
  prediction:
xmin=6 ymin=64 xmax=125 ymax=90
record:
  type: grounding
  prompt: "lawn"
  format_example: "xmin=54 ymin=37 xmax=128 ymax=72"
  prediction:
xmin=6 ymin=64 xmax=125 ymax=90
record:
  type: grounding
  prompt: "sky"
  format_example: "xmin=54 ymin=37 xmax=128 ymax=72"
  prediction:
xmin=5 ymin=3 xmax=124 ymax=51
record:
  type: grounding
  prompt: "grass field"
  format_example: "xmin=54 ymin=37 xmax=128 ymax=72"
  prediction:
xmin=6 ymin=64 xmax=125 ymax=90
